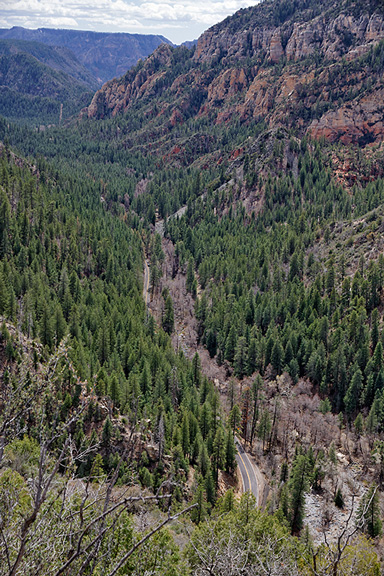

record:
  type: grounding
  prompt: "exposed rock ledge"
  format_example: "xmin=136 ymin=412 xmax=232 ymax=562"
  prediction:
xmin=308 ymin=87 xmax=384 ymax=145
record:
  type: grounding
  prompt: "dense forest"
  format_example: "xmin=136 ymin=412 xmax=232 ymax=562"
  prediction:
xmin=0 ymin=133 xmax=245 ymax=574
xmin=2 ymin=0 xmax=384 ymax=573
xmin=1 ymin=116 xmax=383 ymax=576
xmin=167 ymin=138 xmax=384 ymax=424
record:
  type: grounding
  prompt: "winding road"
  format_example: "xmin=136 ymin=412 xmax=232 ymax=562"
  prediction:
xmin=144 ymin=217 xmax=261 ymax=505
xmin=235 ymin=438 xmax=259 ymax=502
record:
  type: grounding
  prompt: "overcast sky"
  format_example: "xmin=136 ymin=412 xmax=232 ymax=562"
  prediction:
xmin=0 ymin=0 xmax=260 ymax=44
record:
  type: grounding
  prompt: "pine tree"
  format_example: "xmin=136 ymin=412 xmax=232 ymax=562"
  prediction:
xmin=58 ymin=267 xmax=70 ymax=301
xmin=289 ymin=453 xmax=310 ymax=535
xmin=90 ymin=453 xmax=104 ymax=481
xmin=280 ymin=460 xmax=289 ymax=483
xmin=39 ymin=305 xmax=53 ymax=349
xmin=53 ymin=305 xmax=67 ymax=344
xmin=225 ymin=428 xmax=236 ymax=472
xmin=199 ymin=401 xmax=211 ymax=439
xmin=102 ymin=417 xmax=113 ymax=452
xmin=229 ymin=404 xmax=241 ymax=436
xmin=212 ymin=427 xmax=226 ymax=486
xmin=271 ymin=340 xmax=284 ymax=375
xmin=247 ymin=337 xmax=258 ymax=375
xmin=225 ymin=326 xmax=237 ymax=363
xmin=192 ymin=352 xmax=202 ymax=388
xmin=234 ymin=336 xmax=248 ymax=378
xmin=198 ymin=442 xmax=210 ymax=477
xmin=206 ymin=329 xmax=217 ymax=358
xmin=0 ymin=272 xmax=9 ymax=314
xmin=98 ymin=322 xmax=110 ymax=366
xmin=219 ymin=488 xmax=235 ymax=513
xmin=96 ymin=367 xmax=107 ymax=397
xmin=109 ymin=372 xmax=120 ymax=408
xmin=354 ymin=413 xmax=364 ymax=437
xmin=289 ymin=252 xmax=300 ymax=281
xmin=334 ymin=488 xmax=344 ymax=509
xmin=140 ymin=361 xmax=152 ymax=400
xmin=181 ymin=411 xmax=190 ymax=457
xmin=344 ymin=367 xmax=362 ymax=419
xmin=162 ymin=295 xmax=174 ymax=334
xmin=371 ymin=308 xmax=380 ymax=351
xmin=205 ymin=471 xmax=216 ymax=506
xmin=0 ymin=187 xmax=10 ymax=257
xmin=186 ymin=258 xmax=195 ymax=294
xmin=326 ymin=263 xmax=335 ymax=295
xmin=284 ymin=340 xmax=294 ymax=366
xmin=191 ymin=478 xmax=207 ymax=523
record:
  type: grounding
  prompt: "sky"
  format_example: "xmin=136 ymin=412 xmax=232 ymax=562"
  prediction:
xmin=0 ymin=0 xmax=260 ymax=44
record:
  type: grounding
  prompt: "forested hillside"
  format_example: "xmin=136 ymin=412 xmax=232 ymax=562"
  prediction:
xmin=2 ymin=0 xmax=384 ymax=573
xmin=0 ymin=41 xmax=96 ymax=125
xmin=0 ymin=27 xmax=172 ymax=83
xmin=0 ymin=40 xmax=98 ymax=88
xmin=0 ymin=30 xmax=173 ymax=125
xmin=0 ymin=131 xmax=242 ymax=573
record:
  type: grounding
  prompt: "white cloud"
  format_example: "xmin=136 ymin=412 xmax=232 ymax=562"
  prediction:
xmin=0 ymin=0 xmax=260 ymax=43
xmin=24 ymin=16 xmax=79 ymax=27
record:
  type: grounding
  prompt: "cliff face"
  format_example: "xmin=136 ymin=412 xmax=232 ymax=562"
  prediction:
xmin=85 ymin=0 xmax=384 ymax=155
xmin=87 ymin=44 xmax=174 ymax=118
xmin=308 ymin=87 xmax=384 ymax=145
xmin=194 ymin=9 xmax=384 ymax=64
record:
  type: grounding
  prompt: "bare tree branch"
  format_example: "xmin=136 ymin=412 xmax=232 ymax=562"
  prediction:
xmin=107 ymin=503 xmax=197 ymax=576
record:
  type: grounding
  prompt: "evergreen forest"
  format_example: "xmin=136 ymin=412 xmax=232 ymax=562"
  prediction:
xmin=2 ymin=0 xmax=384 ymax=574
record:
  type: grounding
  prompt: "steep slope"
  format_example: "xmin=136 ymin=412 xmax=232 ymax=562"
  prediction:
xmin=0 ymin=47 xmax=95 ymax=125
xmin=0 ymin=52 xmax=93 ymax=98
xmin=85 ymin=0 xmax=384 ymax=158
xmin=0 ymin=27 xmax=172 ymax=84
xmin=3 ymin=0 xmax=384 ymax=561
xmin=0 ymin=39 xmax=98 ymax=89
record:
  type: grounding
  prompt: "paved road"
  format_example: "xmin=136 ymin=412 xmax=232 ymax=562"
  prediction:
xmin=235 ymin=438 xmax=259 ymax=502
xmin=147 ymin=212 xmax=260 ymax=502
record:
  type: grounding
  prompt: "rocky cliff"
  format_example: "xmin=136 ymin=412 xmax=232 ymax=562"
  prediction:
xmin=85 ymin=0 xmax=384 ymax=158
xmin=87 ymin=44 xmax=175 ymax=118
xmin=193 ymin=3 xmax=384 ymax=64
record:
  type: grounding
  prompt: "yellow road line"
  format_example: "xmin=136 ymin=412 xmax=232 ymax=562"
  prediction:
xmin=237 ymin=450 xmax=252 ymax=493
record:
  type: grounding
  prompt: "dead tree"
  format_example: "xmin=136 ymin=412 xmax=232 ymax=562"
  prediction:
xmin=0 ymin=340 xmax=196 ymax=576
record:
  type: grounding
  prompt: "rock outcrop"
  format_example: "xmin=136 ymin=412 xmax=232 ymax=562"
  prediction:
xmin=194 ymin=3 xmax=384 ymax=65
xmin=87 ymin=44 xmax=174 ymax=118
xmin=85 ymin=0 xmax=384 ymax=158
xmin=308 ymin=87 xmax=384 ymax=145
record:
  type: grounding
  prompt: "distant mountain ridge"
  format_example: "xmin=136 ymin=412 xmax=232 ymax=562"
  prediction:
xmin=0 ymin=27 xmax=172 ymax=84
xmin=0 ymin=50 xmax=93 ymax=98
xmin=0 ymin=39 xmax=98 ymax=125
xmin=0 ymin=39 xmax=98 ymax=90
